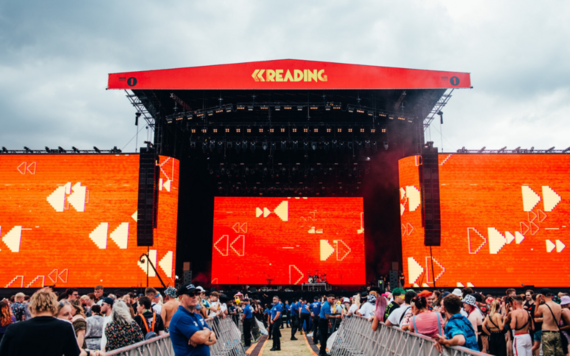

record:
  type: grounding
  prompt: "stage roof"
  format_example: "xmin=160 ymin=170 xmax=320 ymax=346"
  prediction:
xmin=108 ymin=59 xmax=471 ymax=90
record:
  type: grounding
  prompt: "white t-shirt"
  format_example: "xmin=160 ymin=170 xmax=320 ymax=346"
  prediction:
xmin=152 ymin=303 xmax=162 ymax=316
xmin=209 ymin=301 xmax=222 ymax=317
xmin=358 ymin=302 xmax=375 ymax=318
xmin=100 ymin=314 xmax=112 ymax=351
xmin=348 ymin=304 xmax=359 ymax=316
xmin=387 ymin=303 xmax=411 ymax=327
xmin=221 ymin=303 xmax=228 ymax=314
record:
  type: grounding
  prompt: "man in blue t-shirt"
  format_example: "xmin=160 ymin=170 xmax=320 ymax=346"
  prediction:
xmin=434 ymin=295 xmax=479 ymax=352
xmin=263 ymin=305 xmax=271 ymax=339
xmin=319 ymin=294 xmax=340 ymax=356
xmin=300 ymin=299 xmax=311 ymax=334
xmin=169 ymin=284 xmax=217 ymax=356
xmin=269 ymin=296 xmax=283 ymax=351
xmin=290 ymin=299 xmax=301 ymax=340
xmin=311 ymin=297 xmax=322 ymax=344
xmin=284 ymin=301 xmax=291 ymax=328
xmin=242 ymin=298 xmax=253 ymax=347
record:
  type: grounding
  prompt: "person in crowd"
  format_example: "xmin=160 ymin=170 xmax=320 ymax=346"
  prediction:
xmin=463 ymin=294 xmax=484 ymax=350
xmin=384 ymin=288 xmax=405 ymax=320
xmin=434 ymin=294 xmax=479 ymax=352
xmin=290 ymin=299 xmax=300 ymax=340
xmin=462 ymin=288 xmax=474 ymax=299
xmin=405 ymin=296 xmax=443 ymax=338
xmin=99 ymin=296 xmax=114 ymax=350
xmin=347 ymin=294 xmax=361 ymax=317
xmin=227 ymin=300 xmax=238 ymax=325
xmin=82 ymin=295 xmax=95 ymax=317
xmin=162 ymin=286 xmax=180 ymax=330
xmin=483 ymin=299 xmax=507 ymax=356
xmin=0 ymin=300 xmax=16 ymax=342
xmin=524 ymin=290 xmax=535 ymax=311
xmin=300 ymin=298 xmax=311 ymax=334
xmin=358 ymin=294 xmax=378 ymax=319
xmin=311 ymin=297 xmax=322 ymax=343
xmin=319 ymin=294 xmax=340 ymax=356
xmin=169 ymin=284 xmax=216 ymax=356
xmin=64 ymin=289 xmax=80 ymax=302
xmin=559 ymin=296 xmax=570 ymax=351
xmin=269 ymin=296 xmax=283 ymax=351
xmin=371 ymin=294 xmax=388 ymax=332
xmin=432 ymin=291 xmax=443 ymax=310
xmin=242 ymin=298 xmax=254 ymax=347
xmin=508 ymin=295 xmax=533 ymax=356
xmin=386 ymin=290 xmax=416 ymax=328
xmin=144 ymin=287 xmax=162 ymax=316
xmin=85 ymin=304 xmax=105 ymax=350
xmin=104 ymin=300 xmax=143 ymax=352
xmin=134 ymin=296 xmax=165 ymax=338
xmin=208 ymin=291 xmax=222 ymax=319
xmin=94 ymin=285 xmax=104 ymax=304
xmin=0 ymin=288 xmax=102 ymax=356
xmin=70 ymin=300 xmax=87 ymax=349
xmin=57 ymin=300 xmax=73 ymax=322
xmin=536 ymin=288 xmax=570 ymax=356
xmin=284 ymin=300 xmax=291 ymax=328
xmin=10 ymin=293 xmax=26 ymax=322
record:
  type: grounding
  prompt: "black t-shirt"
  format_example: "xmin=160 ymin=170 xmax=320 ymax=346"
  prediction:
xmin=134 ymin=310 xmax=165 ymax=335
xmin=0 ymin=316 xmax=80 ymax=356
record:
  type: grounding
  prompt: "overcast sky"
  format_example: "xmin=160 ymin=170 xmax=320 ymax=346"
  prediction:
xmin=1 ymin=0 xmax=569 ymax=153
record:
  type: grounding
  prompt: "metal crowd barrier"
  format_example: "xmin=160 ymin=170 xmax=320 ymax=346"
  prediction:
xmin=329 ymin=316 xmax=491 ymax=356
xmin=105 ymin=317 xmax=246 ymax=356
xmin=105 ymin=334 xmax=173 ymax=356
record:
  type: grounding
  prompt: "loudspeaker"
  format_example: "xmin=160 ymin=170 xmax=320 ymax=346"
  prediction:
xmin=421 ymin=142 xmax=441 ymax=246
xmin=183 ymin=271 xmax=193 ymax=285
xmin=137 ymin=147 xmax=158 ymax=246
xmin=389 ymin=270 xmax=398 ymax=289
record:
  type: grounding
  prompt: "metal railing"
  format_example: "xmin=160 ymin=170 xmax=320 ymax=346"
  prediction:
xmin=106 ymin=334 xmax=173 ymax=356
xmin=330 ymin=316 xmax=490 ymax=356
xmin=105 ymin=316 xmax=247 ymax=356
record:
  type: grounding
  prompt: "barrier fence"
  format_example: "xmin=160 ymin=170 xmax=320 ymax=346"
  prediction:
xmin=330 ymin=316 xmax=491 ymax=356
xmin=105 ymin=317 xmax=247 ymax=356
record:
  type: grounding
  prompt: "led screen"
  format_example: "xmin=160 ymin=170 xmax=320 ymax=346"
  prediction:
xmin=212 ymin=197 xmax=365 ymax=285
xmin=400 ymin=154 xmax=570 ymax=287
xmin=0 ymin=154 xmax=179 ymax=288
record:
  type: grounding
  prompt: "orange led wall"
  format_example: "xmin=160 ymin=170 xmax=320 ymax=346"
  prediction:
xmin=0 ymin=154 xmax=179 ymax=288
xmin=212 ymin=197 xmax=365 ymax=285
xmin=400 ymin=154 xmax=570 ymax=287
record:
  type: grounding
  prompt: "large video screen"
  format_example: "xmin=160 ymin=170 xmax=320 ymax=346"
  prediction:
xmin=0 ymin=154 xmax=179 ymax=288
xmin=212 ymin=197 xmax=365 ymax=285
xmin=400 ymin=154 xmax=570 ymax=287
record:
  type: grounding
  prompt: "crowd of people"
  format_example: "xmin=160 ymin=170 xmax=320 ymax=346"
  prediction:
xmin=1 ymin=284 xmax=570 ymax=356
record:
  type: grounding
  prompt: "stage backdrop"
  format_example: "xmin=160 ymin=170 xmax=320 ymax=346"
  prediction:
xmin=0 ymin=154 xmax=179 ymax=288
xmin=399 ymin=154 xmax=570 ymax=288
xmin=212 ymin=197 xmax=365 ymax=285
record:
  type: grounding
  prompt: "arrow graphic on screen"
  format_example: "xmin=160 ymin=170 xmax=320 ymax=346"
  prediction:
xmin=320 ymin=240 xmax=335 ymax=261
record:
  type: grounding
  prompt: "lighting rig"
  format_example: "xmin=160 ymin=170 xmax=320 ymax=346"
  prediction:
xmin=0 ymin=146 xmax=123 ymax=154
xmin=455 ymin=146 xmax=570 ymax=154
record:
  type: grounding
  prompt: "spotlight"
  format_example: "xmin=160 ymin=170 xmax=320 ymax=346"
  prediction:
xmin=2 ymin=147 xmax=7 ymax=153
xmin=275 ymin=105 xmax=281 ymax=111
xmin=72 ymin=146 xmax=79 ymax=153
xmin=227 ymin=141 xmax=233 ymax=150
xmin=347 ymin=106 xmax=354 ymax=113
xmin=262 ymin=141 xmax=268 ymax=151
xmin=303 ymin=141 xmax=309 ymax=151
xmin=281 ymin=141 xmax=287 ymax=150
xmin=93 ymin=146 xmax=100 ymax=153
xmin=347 ymin=141 xmax=353 ymax=150
xmin=207 ymin=110 xmax=213 ymax=116
xmin=270 ymin=142 xmax=276 ymax=150
xmin=368 ymin=111 xmax=374 ymax=117
xmin=260 ymin=105 xmax=269 ymax=110
xmin=250 ymin=141 xmax=256 ymax=153
xmin=247 ymin=106 xmax=254 ymax=111
xmin=190 ymin=140 xmax=196 ymax=149
xmin=45 ymin=146 xmax=51 ymax=153
xmin=325 ymin=105 xmax=331 ymax=111
xmin=365 ymin=140 xmax=370 ymax=149
xmin=202 ymin=142 xmax=207 ymax=153
xmin=292 ymin=141 xmax=298 ymax=150
xmin=209 ymin=141 xmax=216 ymax=152
xmin=58 ymin=146 xmax=66 ymax=153
xmin=383 ymin=141 xmax=389 ymax=150
xmin=217 ymin=141 xmax=224 ymax=153
xmin=225 ymin=105 xmax=232 ymax=113
xmin=24 ymin=146 xmax=30 ymax=152
xmin=235 ymin=142 xmax=241 ymax=152
xmin=311 ymin=142 xmax=317 ymax=151
xmin=297 ymin=106 xmax=303 ymax=111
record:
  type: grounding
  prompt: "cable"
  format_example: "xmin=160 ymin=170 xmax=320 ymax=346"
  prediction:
xmin=122 ymin=125 xmax=147 ymax=151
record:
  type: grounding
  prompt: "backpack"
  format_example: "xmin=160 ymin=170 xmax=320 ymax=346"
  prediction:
xmin=139 ymin=312 xmax=157 ymax=340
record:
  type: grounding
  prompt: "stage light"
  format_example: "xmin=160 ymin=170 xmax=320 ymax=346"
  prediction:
xmin=45 ymin=146 xmax=50 ymax=153
xmin=348 ymin=128 xmax=353 ymax=133
xmin=212 ymin=128 xmax=218 ymax=133
xmin=284 ymin=106 xmax=292 ymax=110
xmin=248 ymin=106 xmax=254 ymax=111
xmin=215 ymin=109 xmax=223 ymax=114
xmin=563 ymin=146 xmax=570 ymax=153
xmin=297 ymin=106 xmax=303 ymax=111
xmin=237 ymin=105 xmax=245 ymax=110
xmin=250 ymin=141 xmax=256 ymax=153
xmin=209 ymin=141 xmax=216 ymax=152
xmin=303 ymin=128 xmax=309 ymax=133
xmin=325 ymin=105 xmax=331 ymax=111
xmin=398 ymin=117 xmax=405 ymax=121
xmin=326 ymin=128 xmax=331 ymax=133
xmin=259 ymin=128 xmax=264 ymax=133
xmin=379 ymin=113 xmax=387 ymax=117
xmin=280 ymin=127 xmax=285 ymax=133
xmin=370 ymin=128 xmax=376 ymax=133
xmin=292 ymin=127 xmax=297 ymax=133
xmin=347 ymin=106 xmax=354 ymax=113
xmin=356 ymin=109 xmax=365 ymax=114
xmin=191 ymin=128 xmax=196 ymax=134
xmin=388 ymin=116 xmax=394 ymax=120
xmin=2 ymin=147 xmax=7 ymax=153
xmin=292 ymin=141 xmax=298 ymax=150
xmin=275 ymin=105 xmax=281 ymax=111
xmin=235 ymin=142 xmax=241 ymax=152
xmin=226 ymin=105 xmax=232 ymax=113
xmin=333 ymin=105 xmax=341 ymax=110
xmin=176 ymin=115 xmax=184 ymax=121
xmin=498 ymin=146 xmax=507 ymax=153
xmin=236 ymin=128 xmax=241 ymax=133
xmin=368 ymin=111 xmax=374 ymax=116
xmin=347 ymin=142 xmax=353 ymax=150
xmin=360 ymin=128 xmax=365 ymax=133
xmin=383 ymin=141 xmax=389 ymax=150
xmin=261 ymin=105 xmax=269 ymax=110
xmin=311 ymin=142 xmax=317 ymax=150
xmin=207 ymin=110 xmax=213 ymax=116
xmin=225 ymin=128 xmax=230 ymax=133
xmin=24 ymin=146 xmax=30 ymax=152
xmin=269 ymin=128 xmax=274 ymax=133
xmin=281 ymin=141 xmax=287 ymax=150
xmin=382 ymin=128 xmax=387 ymax=133
xmin=93 ymin=146 xmax=100 ymax=153
xmin=337 ymin=128 xmax=342 ymax=133
xmin=201 ymin=128 xmax=207 ymax=133
xmin=262 ymin=141 xmax=268 ymax=150
xmin=310 ymin=106 xmax=318 ymax=110
xmin=365 ymin=140 xmax=370 ymax=149
xmin=546 ymin=146 xmax=555 ymax=152
xmin=247 ymin=128 xmax=251 ymax=133
xmin=72 ymin=146 xmax=79 ymax=153
xmin=227 ymin=141 xmax=233 ymax=150
xmin=166 ymin=117 xmax=173 ymax=124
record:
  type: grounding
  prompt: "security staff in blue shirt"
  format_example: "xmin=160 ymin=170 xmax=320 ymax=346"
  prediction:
xmin=290 ymin=299 xmax=301 ymax=340
xmin=319 ymin=294 xmax=340 ymax=356
xmin=242 ymin=298 xmax=253 ymax=347
xmin=284 ymin=301 xmax=291 ymax=328
xmin=269 ymin=296 xmax=283 ymax=351
xmin=311 ymin=297 xmax=322 ymax=344
xmin=169 ymin=284 xmax=217 ymax=356
xmin=300 ymin=300 xmax=311 ymax=334
xmin=263 ymin=305 xmax=271 ymax=338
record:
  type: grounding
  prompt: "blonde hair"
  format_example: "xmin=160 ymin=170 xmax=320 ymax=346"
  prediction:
xmin=70 ymin=300 xmax=86 ymax=318
xmin=29 ymin=289 xmax=58 ymax=315
xmin=490 ymin=299 xmax=501 ymax=317
xmin=15 ymin=292 xmax=25 ymax=301
xmin=111 ymin=300 xmax=133 ymax=324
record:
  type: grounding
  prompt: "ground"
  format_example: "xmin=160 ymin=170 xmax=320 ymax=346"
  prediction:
xmin=246 ymin=327 xmax=319 ymax=356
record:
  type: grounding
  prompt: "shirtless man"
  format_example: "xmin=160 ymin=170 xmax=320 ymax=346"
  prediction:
xmin=161 ymin=286 xmax=180 ymax=330
xmin=510 ymin=296 xmax=532 ymax=356
xmin=535 ymin=288 xmax=570 ymax=356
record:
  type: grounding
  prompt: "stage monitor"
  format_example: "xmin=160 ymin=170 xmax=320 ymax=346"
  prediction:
xmin=212 ymin=197 xmax=365 ymax=285
xmin=399 ymin=154 xmax=570 ymax=288
xmin=0 ymin=154 xmax=179 ymax=288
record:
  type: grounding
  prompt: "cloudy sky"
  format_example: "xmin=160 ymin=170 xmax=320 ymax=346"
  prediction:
xmin=1 ymin=0 xmax=569 ymax=153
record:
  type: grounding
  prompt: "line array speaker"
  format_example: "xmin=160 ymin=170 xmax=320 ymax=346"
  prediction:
xmin=137 ymin=147 xmax=158 ymax=246
xmin=421 ymin=142 xmax=441 ymax=246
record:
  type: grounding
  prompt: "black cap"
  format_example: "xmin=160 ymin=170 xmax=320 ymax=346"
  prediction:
xmin=541 ymin=288 xmax=552 ymax=296
xmin=177 ymin=283 xmax=197 ymax=296
xmin=102 ymin=297 xmax=114 ymax=306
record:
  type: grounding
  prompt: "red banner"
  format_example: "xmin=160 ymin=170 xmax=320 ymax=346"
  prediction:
xmin=108 ymin=59 xmax=471 ymax=90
